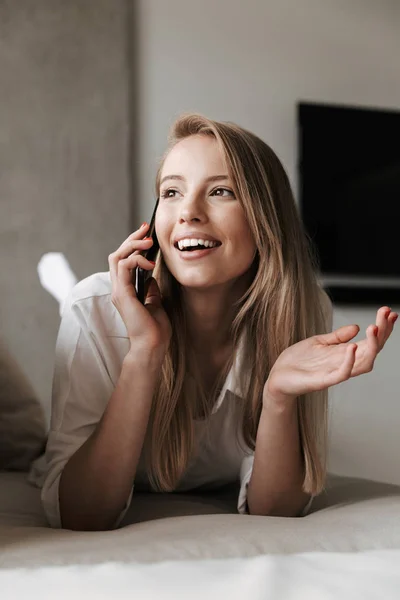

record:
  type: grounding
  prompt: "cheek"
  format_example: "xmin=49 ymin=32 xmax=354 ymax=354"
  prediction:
xmin=238 ymin=237 xmax=257 ymax=267
xmin=229 ymin=217 xmax=256 ymax=260
xmin=241 ymin=223 xmax=256 ymax=248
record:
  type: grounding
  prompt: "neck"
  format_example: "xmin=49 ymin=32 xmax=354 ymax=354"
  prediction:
xmin=183 ymin=277 xmax=249 ymax=355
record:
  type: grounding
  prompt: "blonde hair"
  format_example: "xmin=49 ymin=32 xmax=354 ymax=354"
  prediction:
xmin=145 ymin=114 xmax=330 ymax=496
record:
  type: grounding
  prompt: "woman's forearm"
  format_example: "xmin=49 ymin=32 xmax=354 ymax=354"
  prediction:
xmin=59 ymin=351 xmax=160 ymax=531
xmin=246 ymin=393 xmax=310 ymax=517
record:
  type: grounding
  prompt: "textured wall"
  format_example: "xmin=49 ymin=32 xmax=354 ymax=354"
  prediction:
xmin=0 ymin=1 xmax=132 ymax=420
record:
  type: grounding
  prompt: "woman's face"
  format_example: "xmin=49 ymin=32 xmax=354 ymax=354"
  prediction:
xmin=156 ymin=134 xmax=256 ymax=292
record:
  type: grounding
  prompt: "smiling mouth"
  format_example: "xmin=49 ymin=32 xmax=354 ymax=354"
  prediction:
xmin=174 ymin=240 xmax=222 ymax=252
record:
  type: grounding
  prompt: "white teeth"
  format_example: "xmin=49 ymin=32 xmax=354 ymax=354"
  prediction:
xmin=176 ymin=238 xmax=219 ymax=251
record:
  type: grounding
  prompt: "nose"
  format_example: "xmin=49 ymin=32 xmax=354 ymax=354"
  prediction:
xmin=178 ymin=192 xmax=207 ymax=224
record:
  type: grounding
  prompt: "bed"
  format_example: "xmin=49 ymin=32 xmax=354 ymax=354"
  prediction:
xmin=2 ymin=469 xmax=400 ymax=598
xmin=2 ymin=263 xmax=400 ymax=597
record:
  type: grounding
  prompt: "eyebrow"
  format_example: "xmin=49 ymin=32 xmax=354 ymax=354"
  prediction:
xmin=159 ymin=174 xmax=230 ymax=186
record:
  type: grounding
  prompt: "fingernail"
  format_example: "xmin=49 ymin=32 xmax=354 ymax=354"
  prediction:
xmin=141 ymin=222 xmax=148 ymax=228
xmin=393 ymin=315 xmax=398 ymax=324
xmin=385 ymin=309 xmax=391 ymax=317
xmin=143 ymin=237 xmax=152 ymax=240
xmin=148 ymin=260 xmax=156 ymax=265
xmin=374 ymin=326 xmax=379 ymax=337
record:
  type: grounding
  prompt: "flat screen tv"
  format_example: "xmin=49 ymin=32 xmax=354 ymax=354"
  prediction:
xmin=297 ymin=101 xmax=400 ymax=305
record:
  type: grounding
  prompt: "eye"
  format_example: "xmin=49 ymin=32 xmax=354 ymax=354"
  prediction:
xmin=211 ymin=187 xmax=235 ymax=198
xmin=160 ymin=188 xmax=179 ymax=199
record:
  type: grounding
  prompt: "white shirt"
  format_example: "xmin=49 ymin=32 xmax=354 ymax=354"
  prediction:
xmin=37 ymin=272 xmax=258 ymax=528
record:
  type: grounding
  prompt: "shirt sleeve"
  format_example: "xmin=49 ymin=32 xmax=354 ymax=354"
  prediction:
xmin=237 ymin=453 xmax=253 ymax=514
xmin=40 ymin=291 xmax=133 ymax=529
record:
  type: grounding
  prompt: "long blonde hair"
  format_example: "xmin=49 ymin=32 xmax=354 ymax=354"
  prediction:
xmin=146 ymin=114 xmax=330 ymax=496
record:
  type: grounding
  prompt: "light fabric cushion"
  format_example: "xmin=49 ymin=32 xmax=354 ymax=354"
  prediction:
xmin=0 ymin=342 xmax=47 ymax=470
xmin=3 ymin=551 xmax=400 ymax=600
xmin=0 ymin=471 xmax=48 ymax=527
xmin=1 ymin=472 xmax=400 ymax=568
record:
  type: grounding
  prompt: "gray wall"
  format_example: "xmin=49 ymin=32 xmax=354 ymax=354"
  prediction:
xmin=0 ymin=1 xmax=132 ymax=421
xmin=135 ymin=0 xmax=400 ymax=484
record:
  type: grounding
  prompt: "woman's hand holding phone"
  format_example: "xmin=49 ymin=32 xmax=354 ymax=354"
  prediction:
xmin=108 ymin=222 xmax=171 ymax=364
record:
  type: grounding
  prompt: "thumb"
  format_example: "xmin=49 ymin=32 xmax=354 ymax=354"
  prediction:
xmin=144 ymin=277 xmax=162 ymax=308
xmin=319 ymin=324 xmax=360 ymax=346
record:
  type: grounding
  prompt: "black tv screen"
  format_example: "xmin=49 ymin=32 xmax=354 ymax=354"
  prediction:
xmin=298 ymin=102 xmax=400 ymax=305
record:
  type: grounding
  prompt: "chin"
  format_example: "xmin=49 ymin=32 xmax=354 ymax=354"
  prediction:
xmin=175 ymin=277 xmax=218 ymax=290
xmin=169 ymin=269 xmax=222 ymax=289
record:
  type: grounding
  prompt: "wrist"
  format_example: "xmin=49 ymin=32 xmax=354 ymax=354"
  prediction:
xmin=123 ymin=344 xmax=164 ymax=374
xmin=263 ymin=379 xmax=297 ymax=412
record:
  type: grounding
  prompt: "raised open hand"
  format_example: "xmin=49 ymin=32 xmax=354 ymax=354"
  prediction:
xmin=265 ymin=306 xmax=398 ymax=402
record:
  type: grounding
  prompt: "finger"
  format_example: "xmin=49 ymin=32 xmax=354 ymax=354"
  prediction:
xmin=324 ymin=343 xmax=357 ymax=387
xmin=115 ymin=237 xmax=153 ymax=260
xmin=380 ymin=310 xmax=397 ymax=348
xmin=117 ymin=254 xmax=156 ymax=289
xmin=126 ymin=222 xmax=150 ymax=241
xmin=115 ymin=222 xmax=150 ymax=255
xmin=364 ymin=324 xmax=379 ymax=367
xmin=110 ymin=222 xmax=151 ymax=265
xmin=108 ymin=234 xmax=152 ymax=285
xmin=375 ymin=306 xmax=391 ymax=324
xmin=318 ymin=324 xmax=359 ymax=346
xmin=375 ymin=306 xmax=391 ymax=350
xmin=145 ymin=277 xmax=163 ymax=308
xmin=350 ymin=325 xmax=379 ymax=377
xmin=388 ymin=312 xmax=399 ymax=334
xmin=340 ymin=343 xmax=357 ymax=381
xmin=108 ymin=251 xmax=118 ymax=287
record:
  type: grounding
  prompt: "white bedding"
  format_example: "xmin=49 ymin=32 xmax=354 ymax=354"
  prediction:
xmin=2 ymin=471 xmax=400 ymax=598
xmin=2 ymin=549 xmax=400 ymax=600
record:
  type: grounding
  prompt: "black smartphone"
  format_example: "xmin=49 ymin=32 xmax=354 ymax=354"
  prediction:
xmin=134 ymin=198 xmax=160 ymax=304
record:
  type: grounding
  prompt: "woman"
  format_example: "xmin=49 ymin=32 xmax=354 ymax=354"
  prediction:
xmin=40 ymin=114 xmax=397 ymax=530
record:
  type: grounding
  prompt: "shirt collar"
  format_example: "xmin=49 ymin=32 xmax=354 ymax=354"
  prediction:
xmin=211 ymin=334 xmax=246 ymax=413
